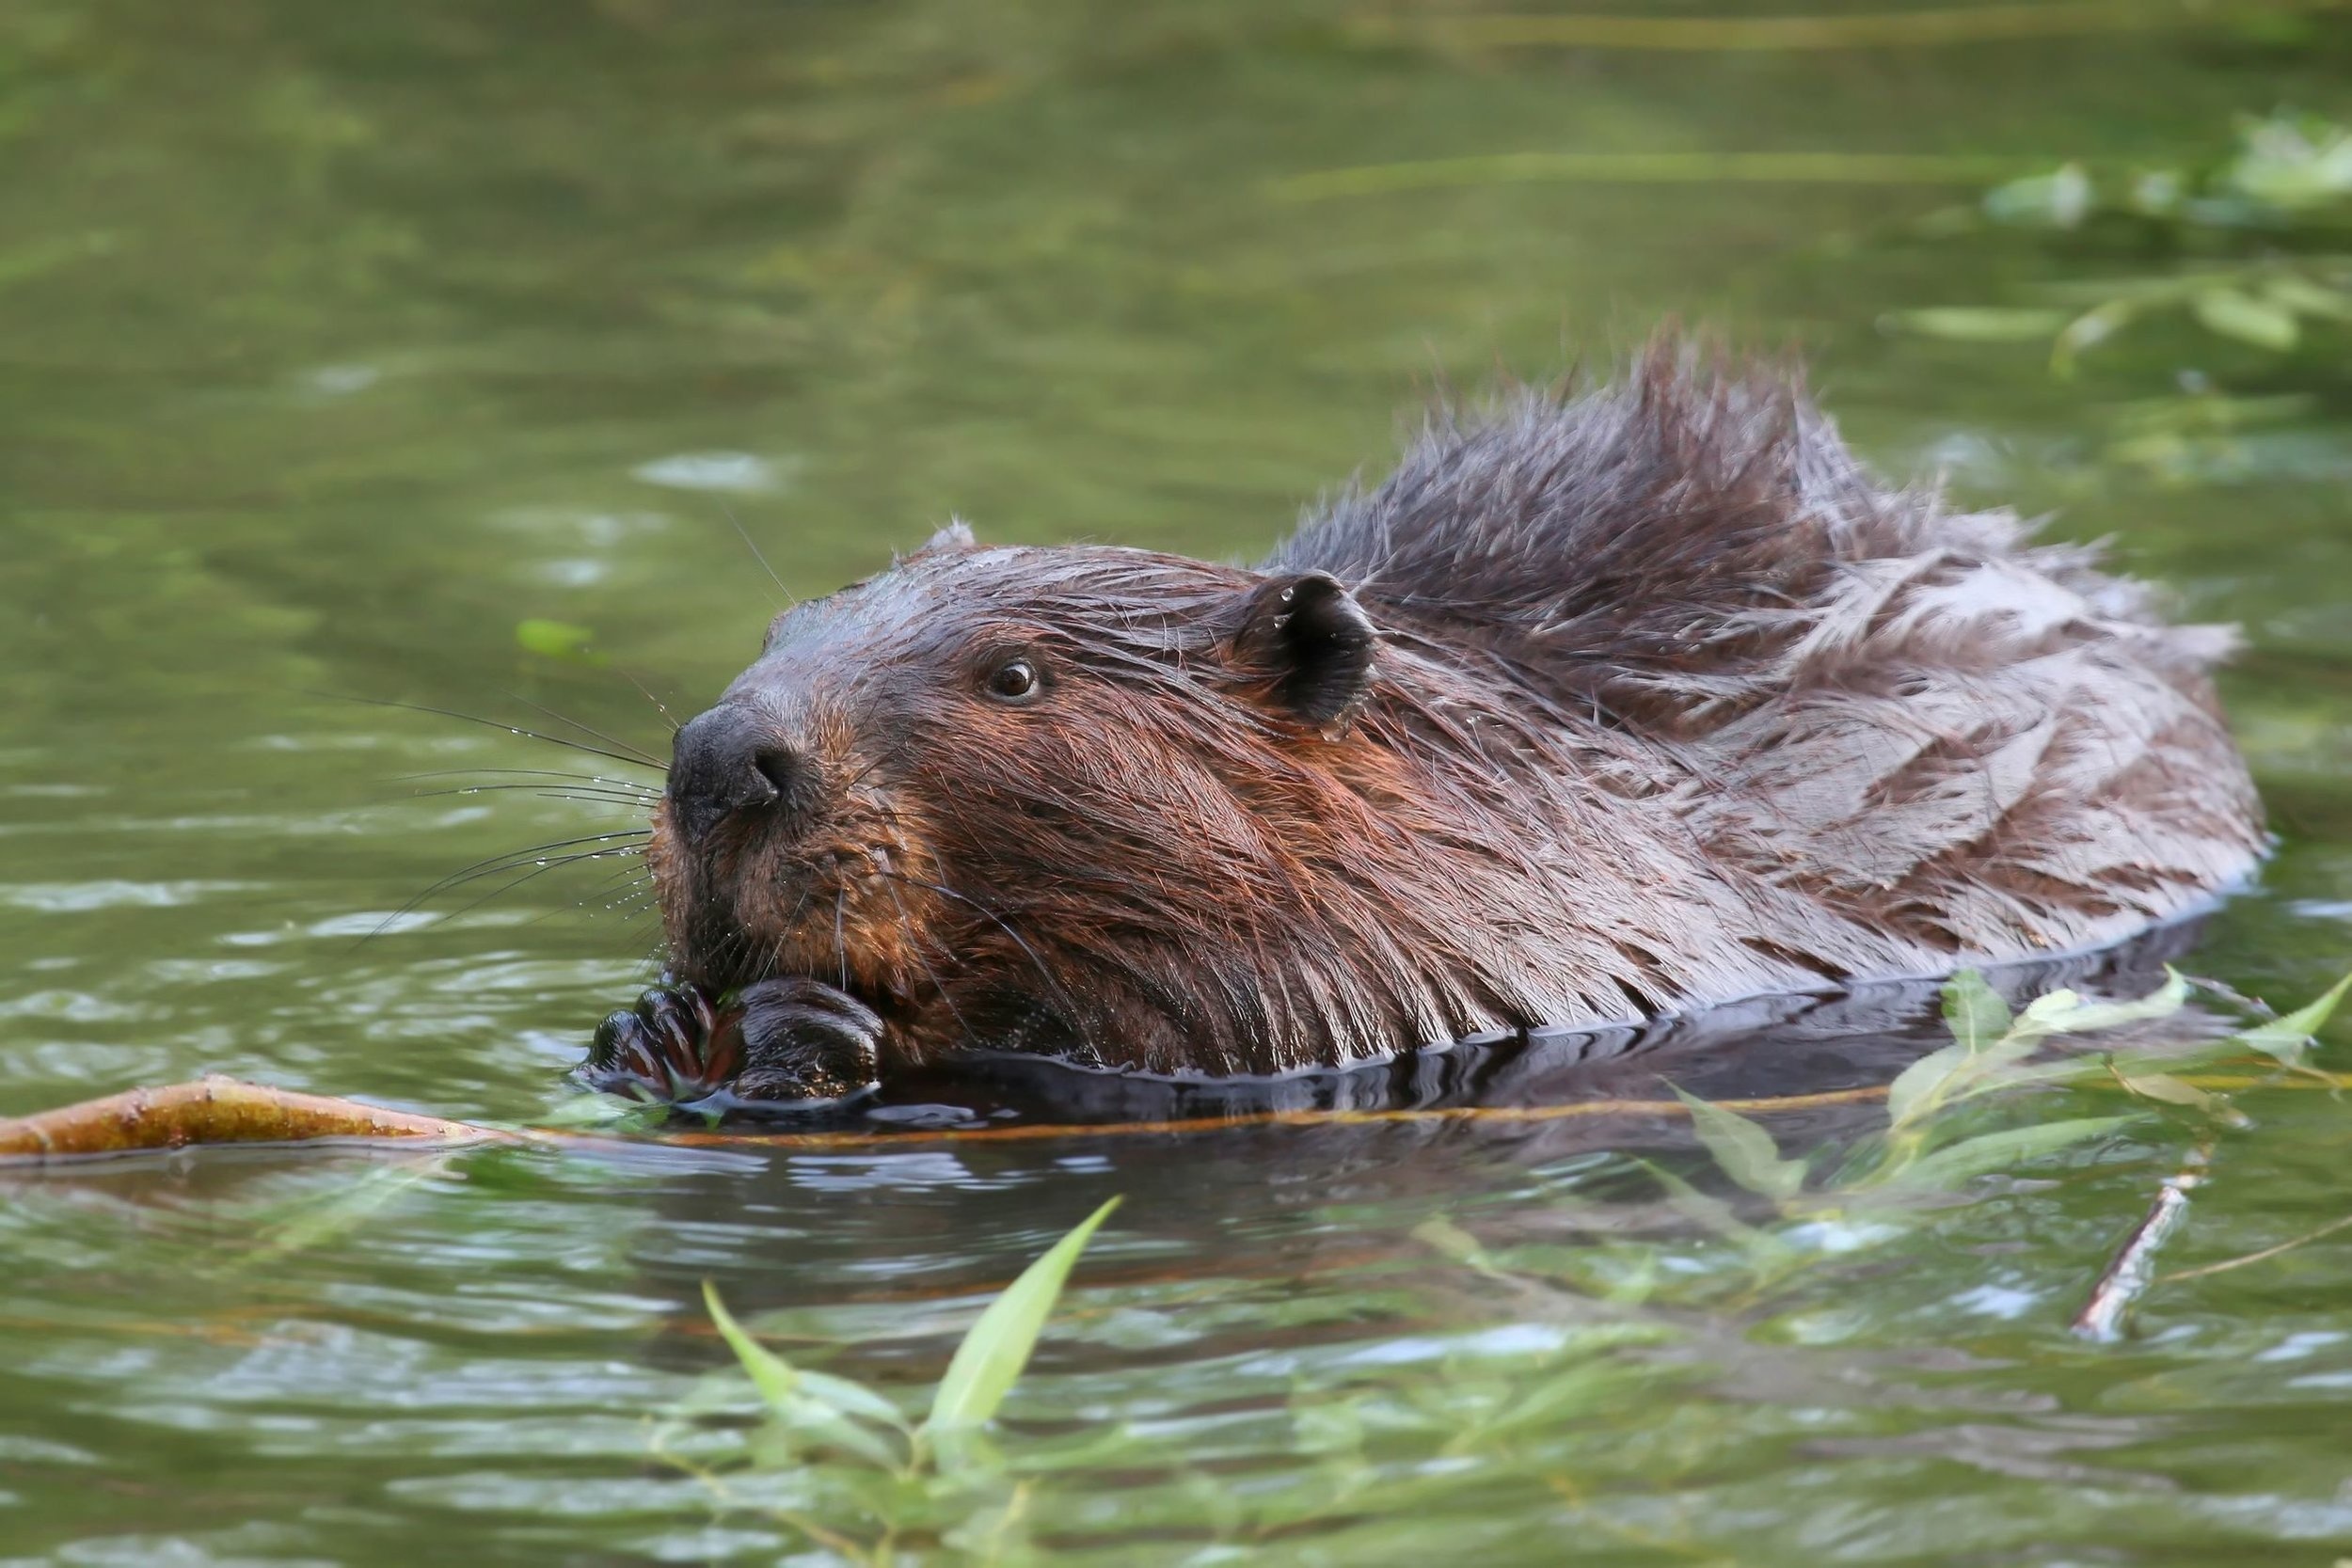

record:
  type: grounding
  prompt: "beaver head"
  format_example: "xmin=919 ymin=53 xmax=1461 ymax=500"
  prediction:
xmin=645 ymin=521 xmax=1391 ymax=1079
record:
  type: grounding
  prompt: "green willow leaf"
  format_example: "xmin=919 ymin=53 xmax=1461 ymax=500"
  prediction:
xmin=1888 ymin=307 xmax=2071 ymax=341
xmin=797 ymin=1368 xmax=913 ymax=1432
xmin=2050 ymin=299 xmax=2136 ymax=378
xmin=704 ymin=1279 xmax=800 ymax=1412
xmin=1673 ymin=1088 xmax=1805 ymax=1201
xmin=928 ymin=1196 xmax=1121 ymax=1433
xmin=514 ymin=617 xmax=603 ymax=663
xmin=1638 ymin=1160 xmax=1795 ymax=1267
xmin=1885 ymin=1041 xmax=1970 ymax=1132
xmin=2235 ymin=970 xmax=2352 ymax=1067
xmin=2193 ymin=288 xmax=2300 ymax=351
xmin=2018 ymin=967 xmax=2191 ymax=1037
xmin=1943 ymin=970 xmax=2012 ymax=1053
xmin=703 ymin=1281 xmax=907 ymax=1468
xmin=239 ymin=1159 xmax=443 ymax=1267
xmin=1982 ymin=163 xmax=2091 ymax=227
xmin=2265 ymin=274 xmax=2352 ymax=322
xmin=2110 ymin=1068 xmax=2225 ymax=1113
xmin=1874 ymin=1116 xmax=2135 ymax=1192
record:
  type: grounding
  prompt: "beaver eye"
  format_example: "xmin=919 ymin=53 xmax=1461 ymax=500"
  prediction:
xmin=984 ymin=657 xmax=1041 ymax=704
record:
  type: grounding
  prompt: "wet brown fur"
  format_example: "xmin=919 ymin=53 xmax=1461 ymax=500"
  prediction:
xmin=650 ymin=348 xmax=2265 ymax=1079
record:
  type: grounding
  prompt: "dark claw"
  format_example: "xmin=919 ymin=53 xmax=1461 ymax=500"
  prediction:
xmin=578 ymin=979 xmax=735 ymax=1101
xmin=731 ymin=977 xmax=883 ymax=1104
xmin=577 ymin=976 xmax=881 ymax=1109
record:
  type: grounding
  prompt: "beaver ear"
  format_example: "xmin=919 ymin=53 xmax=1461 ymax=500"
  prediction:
xmin=1234 ymin=571 xmax=1377 ymax=727
xmin=922 ymin=518 xmax=977 ymax=553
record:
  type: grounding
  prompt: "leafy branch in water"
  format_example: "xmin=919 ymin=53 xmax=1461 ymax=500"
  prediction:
xmin=1673 ymin=966 xmax=2348 ymax=1216
xmin=1887 ymin=114 xmax=2352 ymax=409
xmin=650 ymin=970 xmax=2348 ymax=1560
xmin=660 ymin=1197 xmax=1119 ymax=1562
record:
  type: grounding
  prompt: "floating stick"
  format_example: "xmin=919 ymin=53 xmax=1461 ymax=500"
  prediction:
xmin=0 ymin=1077 xmax=506 ymax=1164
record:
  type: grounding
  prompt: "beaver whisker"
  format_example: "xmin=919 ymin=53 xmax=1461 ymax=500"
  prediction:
xmin=330 ymin=693 xmax=665 ymax=775
xmin=409 ymin=783 xmax=660 ymax=809
xmin=826 ymin=752 xmax=898 ymax=804
xmin=397 ymin=767 xmax=658 ymax=788
xmin=499 ymin=689 xmax=670 ymax=771
xmin=409 ymin=832 xmax=652 ymax=901
xmin=413 ymin=845 xmax=648 ymax=933
xmin=706 ymin=917 xmax=762 ymax=990
xmin=723 ymin=503 xmax=797 ymax=612
xmin=532 ymin=863 xmax=656 ymax=929
xmin=833 ymin=887 xmax=850 ymax=993
xmin=567 ymin=860 xmax=655 ymax=901
xmin=880 ymin=875 xmax=980 ymax=1052
xmin=872 ymin=868 xmax=1088 ymax=1049
xmin=436 ymin=843 xmax=644 ymax=894
xmin=373 ymin=832 xmax=650 ymax=940
xmin=613 ymin=665 xmax=684 ymax=736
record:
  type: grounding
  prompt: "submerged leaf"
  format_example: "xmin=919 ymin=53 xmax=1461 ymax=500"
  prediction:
xmin=929 ymin=1197 xmax=1120 ymax=1432
xmin=1983 ymin=163 xmax=2092 ymax=228
xmin=1887 ymin=307 xmax=2070 ymax=341
xmin=1673 ymin=1088 xmax=1805 ymax=1201
xmin=1885 ymin=1041 xmax=1970 ymax=1132
xmin=1639 ymin=1159 xmax=1796 ymax=1270
xmin=515 ymin=618 xmax=603 ymax=663
xmin=2019 ymin=968 xmax=2191 ymax=1037
xmin=2108 ymin=1066 xmax=2233 ymax=1118
xmin=2265 ymin=274 xmax=2352 ymax=323
xmin=1943 ymin=970 xmax=2012 ymax=1053
xmin=2050 ymin=299 xmax=2137 ymax=378
xmin=2193 ymin=288 xmax=2300 ymax=351
xmin=1412 ymin=1216 xmax=1507 ymax=1278
xmin=240 ymin=1158 xmax=444 ymax=1266
xmin=1873 ymin=1116 xmax=2136 ymax=1192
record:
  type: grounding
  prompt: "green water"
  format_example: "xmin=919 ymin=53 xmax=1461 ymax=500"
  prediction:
xmin=8 ymin=2 xmax=2352 ymax=1561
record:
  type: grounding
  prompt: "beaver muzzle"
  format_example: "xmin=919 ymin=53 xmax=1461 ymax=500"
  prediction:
xmin=579 ymin=701 xmax=888 ymax=1111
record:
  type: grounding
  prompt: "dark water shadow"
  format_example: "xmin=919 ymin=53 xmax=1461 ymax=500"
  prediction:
xmin=684 ymin=911 xmax=2227 ymax=1151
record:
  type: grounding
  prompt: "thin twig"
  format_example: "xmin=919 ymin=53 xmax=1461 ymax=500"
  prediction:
xmin=1341 ymin=0 xmax=2344 ymax=52
xmin=1269 ymin=150 xmax=2024 ymax=203
xmin=2072 ymin=1141 xmax=2214 ymax=1341
xmin=2161 ymin=1212 xmax=2352 ymax=1285
xmin=2179 ymin=973 xmax=2280 ymax=1022
xmin=13 ymin=1067 xmax=2350 ymax=1164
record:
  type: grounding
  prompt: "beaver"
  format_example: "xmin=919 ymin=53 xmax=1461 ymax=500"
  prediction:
xmin=582 ymin=348 xmax=2265 ymax=1108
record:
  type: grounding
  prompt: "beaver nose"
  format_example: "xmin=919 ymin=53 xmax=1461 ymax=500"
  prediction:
xmin=667 ymin=705 xmax=807 ymax=846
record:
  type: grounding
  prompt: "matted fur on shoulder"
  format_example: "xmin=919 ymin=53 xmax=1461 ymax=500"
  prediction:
xmin=1272 ymin=349 xmax=2262 ymax=984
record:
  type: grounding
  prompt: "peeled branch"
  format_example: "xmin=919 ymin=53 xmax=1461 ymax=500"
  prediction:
xmin=0 ymin=1076 xmax=506 ymax=1164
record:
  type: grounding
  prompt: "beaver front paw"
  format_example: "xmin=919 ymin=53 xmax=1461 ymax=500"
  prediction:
xmin=580 ymin=979 xmax=736 ymax=1101
xmin=731 ymin=977 xmax=882 ymax=1104
xmin=578 ymin=975 xmax=882 ymax=1109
